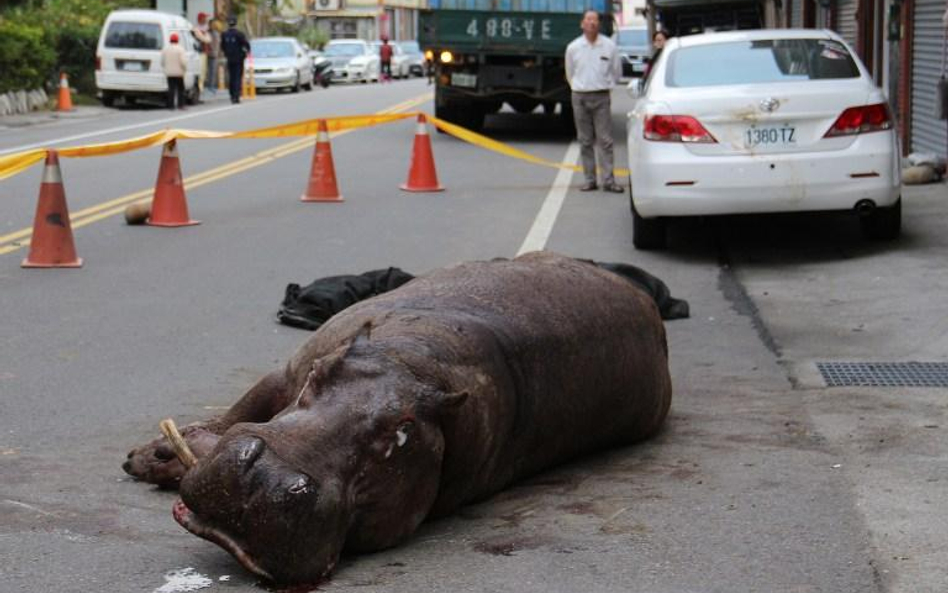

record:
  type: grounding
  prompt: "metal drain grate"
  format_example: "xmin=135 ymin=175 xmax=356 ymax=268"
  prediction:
xmin=817 ymin=362 xmax=948 ymax=387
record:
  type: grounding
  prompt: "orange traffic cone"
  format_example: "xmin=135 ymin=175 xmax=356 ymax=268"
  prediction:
xmin=400 ymin=114 xmax=444 ymax=192
xmin=301 ymin=120 xmax=343 ymax=202
xmin=57 ymin=72 xmax=74 ymax=112
xmin=22 ymin=151 xmax=82 ymax=268
xmin=147 ymin=140 xmax=199 ymax=227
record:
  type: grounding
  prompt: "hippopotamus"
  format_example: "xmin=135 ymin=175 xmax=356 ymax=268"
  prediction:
xmin=123 ymin=251 xmax=672 ymax=585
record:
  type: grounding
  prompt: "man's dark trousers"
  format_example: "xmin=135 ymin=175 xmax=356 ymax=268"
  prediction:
xmin=227 ymin=61 xmax=244 ymax=102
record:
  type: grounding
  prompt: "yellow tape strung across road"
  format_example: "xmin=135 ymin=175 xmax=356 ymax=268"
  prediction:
xmin=0 ymin=111 xmax=629 ymax=181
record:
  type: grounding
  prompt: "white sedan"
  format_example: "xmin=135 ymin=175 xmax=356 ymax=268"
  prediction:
xmin=323 ymin=39 xmax=380 ymax=83
xmin=626 ymin=29 xmax=901 ymax=249
xmin=248 ymin=37 xmax=314 ymax=92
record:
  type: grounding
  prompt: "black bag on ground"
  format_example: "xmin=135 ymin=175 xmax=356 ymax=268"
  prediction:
xmin=594 ymin=261 xmax=690 ymax=320
xmin=277 ymin=268 xmax=415 ymax=330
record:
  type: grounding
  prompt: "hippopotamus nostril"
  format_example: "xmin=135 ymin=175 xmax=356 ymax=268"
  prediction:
xmin=236 ymin=437 xmax=265 ymax=467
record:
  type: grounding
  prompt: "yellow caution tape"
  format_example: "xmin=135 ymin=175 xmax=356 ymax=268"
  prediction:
xmin=0 ymin=111 xmax=628 ymax=181
xmin=0 ymin=149 xmax=48 ymax=180
xmin=429 ymin=116 xmax=630 ymax=177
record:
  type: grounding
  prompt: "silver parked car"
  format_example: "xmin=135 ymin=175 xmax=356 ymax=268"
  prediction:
xmin=371 ymin=41 xmax=411 ymax=79
xmin=323 ymin=39 xmax=380 ymax=83
xmin=248 ymin=37 xmax=314 ymax=92
xmin=397 ymin=40 xmax=426 ymax=77
xmin=616 ymin=26 xmax=650 ymax=78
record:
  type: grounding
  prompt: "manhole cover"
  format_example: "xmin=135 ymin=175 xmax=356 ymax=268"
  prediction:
xmin=816 ymin=362 xmax=948 ymax=387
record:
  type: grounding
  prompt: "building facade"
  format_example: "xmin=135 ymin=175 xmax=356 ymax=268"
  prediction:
xmin=303 ymin=0 xmax=426 ymax=40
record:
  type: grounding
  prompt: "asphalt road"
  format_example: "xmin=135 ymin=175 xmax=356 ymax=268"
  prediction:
xmin=0 ymin=79 xmax=946 ymax=593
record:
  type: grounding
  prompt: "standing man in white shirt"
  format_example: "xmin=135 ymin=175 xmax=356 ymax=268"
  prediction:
xmin=565 ymin=10 xmax=623 ymax=193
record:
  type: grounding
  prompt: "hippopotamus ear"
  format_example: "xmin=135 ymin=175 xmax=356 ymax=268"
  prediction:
xmin=309 ymin=322 xmax=372 ymax=382
xmin=431 ymin=390 xmax=468 ymax=415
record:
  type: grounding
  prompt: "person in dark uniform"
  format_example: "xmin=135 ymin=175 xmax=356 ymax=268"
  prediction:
xmin=221 ymin=16 xmax=250 ymax=104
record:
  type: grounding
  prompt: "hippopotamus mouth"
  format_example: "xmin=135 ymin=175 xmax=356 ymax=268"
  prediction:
xmin=172 ymin=498 xmax=274 ymax=581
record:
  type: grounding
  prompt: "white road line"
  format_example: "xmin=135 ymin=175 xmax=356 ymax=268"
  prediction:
xmin=0 ymin=103 xmax=242 ymax=155
xmin=517 ymin=141 xmax=579 ymax=255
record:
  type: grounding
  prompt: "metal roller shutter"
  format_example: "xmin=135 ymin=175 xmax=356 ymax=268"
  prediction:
xmin=790 ymin=0 xmax=803 ymax=27
xmin=911 ymin=0 xmax=948 ymax=155
xmin=835 ymin=0 xmax=859 ymax=48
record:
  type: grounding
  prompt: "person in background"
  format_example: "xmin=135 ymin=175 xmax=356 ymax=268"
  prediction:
xmin=564 ymin=10 xmax=623 ymax=193
xmin=161 ymin=33 xmax=188 ymax=110
xmin=204 ymin=17 xmax=223 ymax=96
xmin=643 ymin=29 xmax=669 ymax=80
xmin=379 ymin=37 xmax=394 ymax=83
xmin=193 ymin=12 xmax=213 ymax=98
xmin=221 ymin=16 xmax=250 ymax=104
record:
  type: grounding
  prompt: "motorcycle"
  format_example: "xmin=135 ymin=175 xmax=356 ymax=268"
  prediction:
xmin=312 ymin=55 xmax=333 ymax=88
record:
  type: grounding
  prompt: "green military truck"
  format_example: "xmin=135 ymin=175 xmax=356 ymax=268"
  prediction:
xmin=419 ymin=0 xmax=614 ymax=131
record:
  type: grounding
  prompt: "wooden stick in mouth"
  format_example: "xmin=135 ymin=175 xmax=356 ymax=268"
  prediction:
xmin=159 ymin=418 xmax=198 ymax=469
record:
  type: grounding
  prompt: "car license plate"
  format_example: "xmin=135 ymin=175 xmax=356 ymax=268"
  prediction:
xmin=451 ymin=73 xmax=477 ymax=88
xmin=121 ymin=61 xmax=145 ymax=72
xmin=744 ymin=124 xmax=796 ymax=147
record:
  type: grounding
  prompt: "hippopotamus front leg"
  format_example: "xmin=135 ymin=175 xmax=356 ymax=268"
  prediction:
xmin=123 ymin=368 xmax=291 ymax=488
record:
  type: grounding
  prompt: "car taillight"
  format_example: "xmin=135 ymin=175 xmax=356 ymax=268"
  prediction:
xmin=644 ymin=115 xmax=717 ymax=143
xmin=95 ymin=56 xmax=101 ymax=71
xmin=824 ymin=103 xmax=892 ymax=137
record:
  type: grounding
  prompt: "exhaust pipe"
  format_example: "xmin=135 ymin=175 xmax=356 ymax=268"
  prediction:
xmin=855 ymin=199 xmax=876 ymax=217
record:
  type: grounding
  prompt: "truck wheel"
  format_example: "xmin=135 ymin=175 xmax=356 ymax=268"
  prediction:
xmin=434 ymin=102 xmax=456 ymax=133
xmin=462 ymin=107 xmax=485 ymax=131
xmin=508 ymin=98 xmax=539 ymax=114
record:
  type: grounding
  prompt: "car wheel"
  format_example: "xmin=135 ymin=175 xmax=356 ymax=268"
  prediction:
xmin=860 ymin=197 xmax=901 ymax=241
xmin=631 ymin=194 xmax=667 ymax=250
xmin=292 ymin=72 xmax=301 ymax=93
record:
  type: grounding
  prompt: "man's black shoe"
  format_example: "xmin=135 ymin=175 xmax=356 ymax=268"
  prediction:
xmin=579 ymin=182 xmax=598 ymax=192
xmin=602 ymin=183 xmax=625 ymax=193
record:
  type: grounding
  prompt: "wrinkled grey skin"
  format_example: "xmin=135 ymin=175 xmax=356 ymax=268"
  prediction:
xmin=123 ymin=251 xmax=672 ymax=585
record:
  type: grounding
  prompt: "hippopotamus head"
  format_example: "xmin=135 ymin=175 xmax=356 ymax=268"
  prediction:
xmin=173 ymin=336 xmax=468 ymax=584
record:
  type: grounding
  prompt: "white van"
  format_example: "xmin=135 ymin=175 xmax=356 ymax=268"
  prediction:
xmin=95 ymin=9 xmax=202 ymax=107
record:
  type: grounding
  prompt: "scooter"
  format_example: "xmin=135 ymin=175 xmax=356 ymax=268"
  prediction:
xmin=313 ymin=56 xmax=333 ymax=88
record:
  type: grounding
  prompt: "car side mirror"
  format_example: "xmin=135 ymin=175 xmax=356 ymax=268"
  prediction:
xmin=627 ymin=78 xmax=643 ymax=99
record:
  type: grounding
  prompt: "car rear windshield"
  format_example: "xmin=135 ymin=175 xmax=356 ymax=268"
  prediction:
xmin=252 ymin=41 xmax=295 ymax=58
xmin=666 ymin=39 xmax=860 ymax=87
xmin=617 ymin=29 xmax=648 ymax=47
xmin=105 ymin=22 xmax=162 ymax=50
xmin=325 ymin=43 xmax=364 ymax=57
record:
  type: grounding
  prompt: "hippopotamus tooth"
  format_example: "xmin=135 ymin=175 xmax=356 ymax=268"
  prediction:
xmin=123 ymin=251 xmax=672 ymax=585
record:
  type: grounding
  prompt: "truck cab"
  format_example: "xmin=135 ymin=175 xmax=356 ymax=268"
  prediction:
xmin=420 ymin=0 xmax=614 ymax=131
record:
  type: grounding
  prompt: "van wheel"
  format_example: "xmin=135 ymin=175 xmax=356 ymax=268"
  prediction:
xmin=101 ymin=92 xmax=115 ymax=107
xmin=186 ymin=82 xmax=199 ymax=105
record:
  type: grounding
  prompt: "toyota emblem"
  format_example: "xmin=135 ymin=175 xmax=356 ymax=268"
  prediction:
xmin=759 ymin=97 xmax=780 ymax=112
